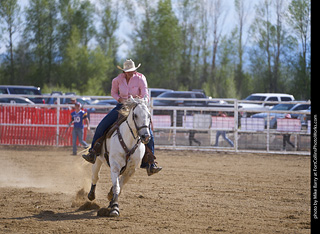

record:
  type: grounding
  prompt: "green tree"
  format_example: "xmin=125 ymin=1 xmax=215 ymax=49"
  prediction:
xmin=97 ymin=0 xmax=119 ymax=58
xmin=59 ymin=27 xmax=89 ymax=92
xmin=13 ymin=40 xmax=35 ymax=86
xmin=196 ymin=0 xmax=210 ymax=88
xmin=200 ymin=0 xmax=228 ymax=97
xmin=233 ymin=0 xmax=251 ymax=98
xmin=60 ymin=27 xmax=112 ymax=95
xmin=57 ymin=0 xmax=105 ymax=94
xmin=0 ymin=0 xmax=21 ymax=84
xmin=208 ymin=35 xmax=237 ymax=98
xmin=24 ymin=0 xmax=58 ymax=86
xmin=250 ymin=0 xmax=273 ymax=93
xmin=249 ymin=0 xmax=292 ymax=95
xmin=58 ymin=0 xmax=95 ymax=57
xmin=128 ymin=0 xmax=158 ymax=87
xmin=73 ymin=0 xmax=95 ymax=46
xmin=129 ymin=0 xmax=183 ymax=89
xmin=96 ymin=0 xmax=120 ymax=88
xmin=286 ymin=0 xmax=311 ymax=99
xmin=152 ymin=0 xmax=182 ymax=89
xmin=85 ymin=46 xmax=113 ymax=95
xmin=175 ymin=0 xmax=198 ymax=90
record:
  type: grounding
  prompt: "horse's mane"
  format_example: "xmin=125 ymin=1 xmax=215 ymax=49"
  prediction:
xmin=118 ymin=97 xmax=148 ymax=117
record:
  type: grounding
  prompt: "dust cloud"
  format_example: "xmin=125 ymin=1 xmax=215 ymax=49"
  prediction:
xmin=0 ymin=148 xmax=92 ymax=195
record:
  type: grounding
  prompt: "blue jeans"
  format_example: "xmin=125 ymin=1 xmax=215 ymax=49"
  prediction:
xmin=91 ymin=103 xmax=123 ymax=147
xmin=73 ymin=127 xmax=89 ymax=154
xmin=214 ymin=131 xmax=234 ymax=147
xmin=91 ymin=103 xmax=155 ymax=154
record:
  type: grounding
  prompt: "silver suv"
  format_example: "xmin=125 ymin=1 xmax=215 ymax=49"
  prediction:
xmin=0 ymin=85 xmax=44 ymax=104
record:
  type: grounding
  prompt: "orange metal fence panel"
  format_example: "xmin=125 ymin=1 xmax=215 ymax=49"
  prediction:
xmin=0 ymin=106 xmax=87 ymax=146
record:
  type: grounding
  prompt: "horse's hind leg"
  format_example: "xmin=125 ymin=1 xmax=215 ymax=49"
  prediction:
xmin=120 ymin=166 xmax=136 ymax=189
xmin=88 ymin=158 xmax=102 ymax=201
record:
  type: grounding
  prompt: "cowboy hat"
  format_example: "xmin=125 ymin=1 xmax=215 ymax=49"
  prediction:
xmin=117 ymin=59 xmax=141 ymax=72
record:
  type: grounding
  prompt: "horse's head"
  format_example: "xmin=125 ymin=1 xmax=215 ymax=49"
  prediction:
xmin=127 ymin=96 xmax=151 ymax=144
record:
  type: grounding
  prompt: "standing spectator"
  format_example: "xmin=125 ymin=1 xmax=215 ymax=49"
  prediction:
xmin=214 ymin=111 xmax=234 ymax=147
xmin=282 ymin=114 xmax=295 ymax=151
xmin=70 ymin=102 xmax=90 ymax=155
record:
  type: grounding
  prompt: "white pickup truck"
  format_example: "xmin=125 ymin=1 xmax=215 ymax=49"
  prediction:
xmin=239 ymin=93 xmax=295 ymax=117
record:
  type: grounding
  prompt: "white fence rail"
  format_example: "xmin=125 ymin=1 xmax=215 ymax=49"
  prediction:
xmin=0 ymin=94 xmax=311 ymax=155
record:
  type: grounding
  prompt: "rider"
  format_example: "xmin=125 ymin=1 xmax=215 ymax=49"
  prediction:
xmin=82 ymin=59 xmax=162 ymax=176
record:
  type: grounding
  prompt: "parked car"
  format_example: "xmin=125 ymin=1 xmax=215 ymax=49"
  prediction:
xmin=45 ymin=93 xmax=92 ymax=106
xmin=251 ymin=102 xmax=311 ymax=128
xmin=90 ymin=99 xmax=118 ymax=113
xmin=0 ymin=96 xmax=35 ymax=105
xmin=244 ymin=93 xmax=294 ymax=102
xmin=153 ymin=91 xmax=233 ymax=126
xmin=0 ymin=85 xmax=44 ymax=104
xmin=149 ymin=88 xmax=173 ymax=98
xmin=153 ymin=91 xmax=209 ymax=107
xmin=239 ymin=93 xmax=295 ymax=117
xmin=153 ymin=91 xmax=232 ymax=108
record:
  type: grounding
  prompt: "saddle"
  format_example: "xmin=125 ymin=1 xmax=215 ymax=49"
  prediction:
xmin=105 ymin=114 xmax=127 ymax=139
xmin=94 ymin=114 xmax=156 ymax=171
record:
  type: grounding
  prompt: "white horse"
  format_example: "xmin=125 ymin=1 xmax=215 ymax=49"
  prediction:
xmin=87 ymin=96 xmax=151 ymax=217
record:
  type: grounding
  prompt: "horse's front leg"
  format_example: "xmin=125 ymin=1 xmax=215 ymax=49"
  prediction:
xmin=108 ymin=164 xmax=121 ymax=217
xmin=88 ymin=157 xmax=102 ymax=201
xmin=107 ymin=160 xmax=137 ymax=201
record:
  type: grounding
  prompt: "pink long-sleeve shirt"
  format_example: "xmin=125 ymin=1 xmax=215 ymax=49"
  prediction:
xmin=111 ymin=72 xmax=149 ymax=102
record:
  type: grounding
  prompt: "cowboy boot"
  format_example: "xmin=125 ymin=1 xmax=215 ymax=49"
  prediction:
xmin=142 ymin=146 xmax=162 ymax=176
xmin=82 ymin=142 xmax=101 ymax=164
xmin=147 ymin=163 xmax=162 ymax=176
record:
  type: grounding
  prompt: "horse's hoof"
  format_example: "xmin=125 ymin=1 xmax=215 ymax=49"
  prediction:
xmin=108 ymin=205 xmax=120 ymax=217
xmin=88 ymin=191 xmax=95 ymax=201
xmin=108 ymin=209 xmax=120 ymax=217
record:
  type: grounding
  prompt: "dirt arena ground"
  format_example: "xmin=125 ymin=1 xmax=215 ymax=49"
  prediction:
xmin=0 ymin=146 xmax=310 ymax=233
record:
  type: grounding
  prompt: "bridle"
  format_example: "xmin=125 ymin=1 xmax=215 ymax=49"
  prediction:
xmin=126 ymin=103 xmax=151 ymax=140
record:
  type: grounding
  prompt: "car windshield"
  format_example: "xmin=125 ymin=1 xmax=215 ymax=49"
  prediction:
xmin=244 ymin=95 xmax=266 ymax=101
xmin=271 ymin=104 xmax=295 ymax=111
xmin=9 ymin=88 xmax=41 ymax=95
xmin=158 ymin=92 xmax=191 ymax=98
